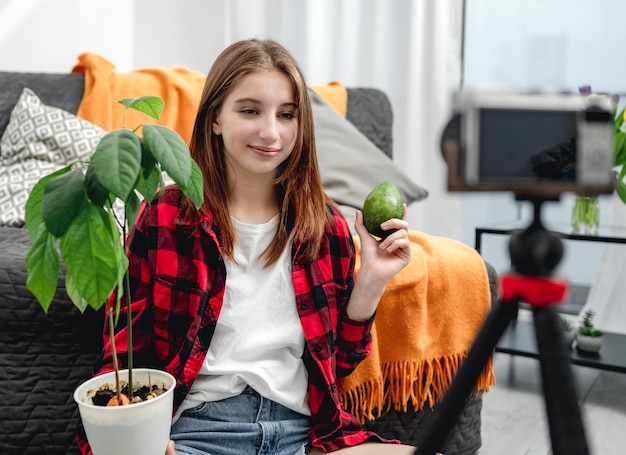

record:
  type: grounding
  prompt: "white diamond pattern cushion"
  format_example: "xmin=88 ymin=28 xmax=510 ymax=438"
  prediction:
xmin=0 ymin=88 xmax=105 ymax=227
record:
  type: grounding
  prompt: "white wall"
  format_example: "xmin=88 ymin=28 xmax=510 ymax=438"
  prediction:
xmin=132 ymin=0 xmax=229 ymax=74
xmin=463 ymin=0 xmax=626 ymax=94
xmin=0 ymin=0 xmax=135 ymax=72
xmin=461 ymin=0 xmax=624 ymax=285
xmin=0 ymin=0 xmax=237 ymax=75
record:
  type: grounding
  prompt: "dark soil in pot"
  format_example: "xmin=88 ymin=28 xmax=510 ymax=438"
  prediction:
xmin=90 ymin=382 xmax=168 ymax=406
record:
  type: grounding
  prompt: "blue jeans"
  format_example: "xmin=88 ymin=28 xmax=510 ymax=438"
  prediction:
xmin=170 ymin=386 xmax=311 ymax=455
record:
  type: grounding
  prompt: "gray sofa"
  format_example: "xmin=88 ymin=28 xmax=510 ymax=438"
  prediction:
xmin=0 ymin=70 xmax=494 ymax=455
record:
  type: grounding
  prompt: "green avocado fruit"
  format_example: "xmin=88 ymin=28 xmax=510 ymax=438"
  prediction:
xmin=362 ymin=181 xmax=404 ymax=238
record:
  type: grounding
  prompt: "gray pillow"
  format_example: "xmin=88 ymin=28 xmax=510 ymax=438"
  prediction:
xmin=311 ymin=90 xmax=428 ymax=210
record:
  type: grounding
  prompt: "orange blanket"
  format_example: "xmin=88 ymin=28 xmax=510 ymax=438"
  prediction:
xmin=309 ymin=81 xmax=348 ymax=117
xmin=72 ymin=52 xmax=206 ymax=144
xmin=338 ymin=230 xmax=495 ymax=422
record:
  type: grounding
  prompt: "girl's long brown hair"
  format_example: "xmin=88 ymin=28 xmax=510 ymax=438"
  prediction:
xmin=181 ymin=39 xmax=328 ymax=265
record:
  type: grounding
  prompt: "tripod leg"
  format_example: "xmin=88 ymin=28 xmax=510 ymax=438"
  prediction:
xmin=533 ymin=305 xmax=590 ymax=455
xmin=412 ymin=297 xmax=518 ymax=455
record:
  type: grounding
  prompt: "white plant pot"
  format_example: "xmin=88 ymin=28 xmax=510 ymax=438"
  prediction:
xmin=74 ymin=368 xmax=176 ymax=455
xmin=576 ymin=334 xmax=603 ymax=353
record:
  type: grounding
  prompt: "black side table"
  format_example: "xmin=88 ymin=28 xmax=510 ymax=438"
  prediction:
xmin=475 ymin=221 xmax=626 ymax=373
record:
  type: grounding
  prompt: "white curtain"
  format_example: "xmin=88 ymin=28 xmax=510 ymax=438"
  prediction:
xmin=220 ymin=0 xmax=465 ymax=240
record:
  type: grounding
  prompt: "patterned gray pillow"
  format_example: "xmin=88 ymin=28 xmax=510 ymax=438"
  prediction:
xmin=0 ymin=88 xmax=105 ymax=227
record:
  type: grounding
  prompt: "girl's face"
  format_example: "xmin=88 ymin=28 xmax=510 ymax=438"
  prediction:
xmin=212 ymin=70 xmax=298 ymax=185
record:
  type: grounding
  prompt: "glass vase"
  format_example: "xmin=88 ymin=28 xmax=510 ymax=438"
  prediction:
xmin=571 ymin=196 xmax=599 ymax=235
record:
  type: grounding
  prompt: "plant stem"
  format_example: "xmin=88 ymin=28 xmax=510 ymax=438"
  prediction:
xmin=125 ymin=271 xmax=133 ymax=400
xmin=108 ymin=309 xmax=121 ymax=402
xmin=124 ymin=227 xmax=134 ymax=400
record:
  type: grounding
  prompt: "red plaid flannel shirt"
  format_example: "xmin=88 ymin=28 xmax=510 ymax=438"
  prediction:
xmin=78 ymin=186 xmax=389 ymax=453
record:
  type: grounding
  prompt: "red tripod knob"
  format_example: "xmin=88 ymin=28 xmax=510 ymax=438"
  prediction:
xmin=500 ymin=273 xmax=569 ymax=308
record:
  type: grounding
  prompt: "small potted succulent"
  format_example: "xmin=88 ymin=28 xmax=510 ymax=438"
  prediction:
xmin=576 ymin=309 xmax=603 ymax=353
xmin=560 ymin=316 xmax=576 ymax=349
xmin=24 ymin=96 xmax=204 ymax=455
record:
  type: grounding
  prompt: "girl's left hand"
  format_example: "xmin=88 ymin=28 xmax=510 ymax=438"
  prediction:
xmin=353 ymin=204 xmax=411 ymax=286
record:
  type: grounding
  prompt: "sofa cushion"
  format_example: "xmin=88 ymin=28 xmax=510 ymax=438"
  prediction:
xmin=0 ymin=88 xmax=105 ymax=227
xmin=312 ymin=90 xmax=428 ymax=210
xmin=0 ymin=225 xmax=104 ymax=455
xmin=346 ymin=87 xmax=394 ymax=159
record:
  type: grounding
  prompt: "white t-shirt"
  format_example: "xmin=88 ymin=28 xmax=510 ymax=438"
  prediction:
xmin=173 ymin=215 xmax=310 ymax=423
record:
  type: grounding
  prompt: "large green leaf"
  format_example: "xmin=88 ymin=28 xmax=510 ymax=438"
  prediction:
xmin=142 ymin=125 xmax=191 ymax=187
xmin=181 ymin=160 xmax=204 ymax=209
xmin=25 ymin=226 xmax=60 ymax=312
xmin=125 ymin=190 xmax=141 ymax=232
xmin=141 ymin=140 xmax=158 ymax=178
xmin=617 ymin=179 xmax=626 ymax=205
xmin=42 ymin=168 xmax=86 ymax=238
xmin=58 ymin=201 xmax=122 ymax=310
xmin=614 ymin=131 xmax=626 ymax=167
xmin=136 ymin=163 xmax=162 ymax=204
xmin=119 ymin=96 xmax=165 ymax=120
xmin=614 ymin=107 xmax=625 ymax=130
xmin=25 ymin=166 xmax=71 ymax=241
xmin=65 ymin=272 xmax=90 ymax=314
xmin=85 ymin=162 xmax=111 ymax=207
xmin=93 ymin=129 xmax=142 ymax=201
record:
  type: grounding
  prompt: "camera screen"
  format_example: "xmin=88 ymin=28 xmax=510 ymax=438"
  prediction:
xmin=478 ymin=108 xmax=578 ymax=182
xmin=451 ymin=90 xmax=615 ymax=195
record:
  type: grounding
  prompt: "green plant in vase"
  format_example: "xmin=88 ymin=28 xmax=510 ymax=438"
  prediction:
xmin=24 ymin=96 xmax=204 ymax=455
xmin=571 ymin=195 xmax=600 ymax=234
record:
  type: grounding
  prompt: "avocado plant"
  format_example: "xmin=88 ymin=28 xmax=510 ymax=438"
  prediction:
xmin=24 ymin=96 xmax=204 ymax=404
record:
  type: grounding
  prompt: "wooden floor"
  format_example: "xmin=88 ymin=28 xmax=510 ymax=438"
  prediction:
xmin=479 ymin=352 xmax=626 ymax=454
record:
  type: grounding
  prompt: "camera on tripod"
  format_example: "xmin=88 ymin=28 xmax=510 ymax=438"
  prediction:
xmin=443 ymin=90 xmax=616 ymax=199
xmin=419 ymin=90 xmax=605 ymax=455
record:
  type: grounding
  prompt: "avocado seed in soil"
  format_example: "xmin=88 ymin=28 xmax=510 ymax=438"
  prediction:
xmin=90 ymin=383 xmax=167 ymax=406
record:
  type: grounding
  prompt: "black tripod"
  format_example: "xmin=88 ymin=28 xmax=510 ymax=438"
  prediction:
xmin=413 ymin=198 xmax=590 ymax=455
